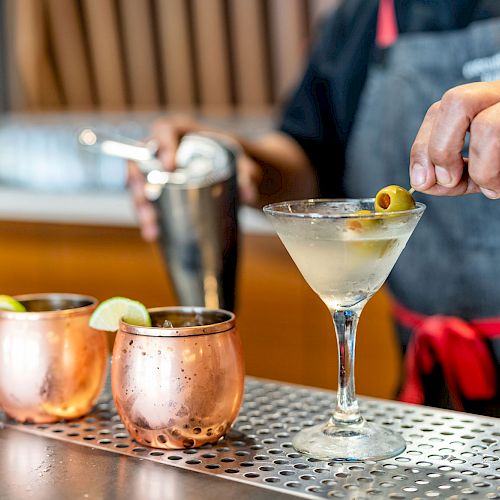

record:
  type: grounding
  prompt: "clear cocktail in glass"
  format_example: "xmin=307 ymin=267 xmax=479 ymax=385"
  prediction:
xmin=264 ymin=199 xmax=425 ymax=461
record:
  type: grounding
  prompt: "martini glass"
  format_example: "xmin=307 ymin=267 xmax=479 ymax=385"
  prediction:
xmin=264 ymin=199 xmax=425 ymax=461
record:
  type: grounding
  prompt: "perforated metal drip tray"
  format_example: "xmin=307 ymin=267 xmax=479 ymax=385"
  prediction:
xmin=2 ymin=378 xmax=499 ymax=499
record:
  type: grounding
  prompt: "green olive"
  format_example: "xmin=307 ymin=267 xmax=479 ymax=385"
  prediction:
xmin=347 ymin=209 xmax=378 ymax=231
xmin=347 ymin=210 xmax=393 ymax=256
xmin=374 ymin=185 xmax=416 ymax=212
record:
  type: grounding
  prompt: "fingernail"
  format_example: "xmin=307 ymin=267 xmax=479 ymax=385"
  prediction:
xmin=435 ymin=166 xmax=452 ymax=186
xmin=480 ymin=188 xmax=499 ymax=199
xmin=411 ymin=163 xmax=427 ymax=187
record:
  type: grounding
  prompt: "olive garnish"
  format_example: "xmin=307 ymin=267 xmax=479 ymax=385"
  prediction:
xmin=375 ymin=185 xmax=416 ymax=212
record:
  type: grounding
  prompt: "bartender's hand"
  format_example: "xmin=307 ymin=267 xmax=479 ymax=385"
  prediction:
xmin=410 ymin=81 xmax=500 ymax=199
xmin=128 ymin=116 xmax=263 ymax=241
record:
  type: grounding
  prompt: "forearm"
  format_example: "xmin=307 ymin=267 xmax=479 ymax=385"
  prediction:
xmin=237 ymin=131 xmax=320 ymax=207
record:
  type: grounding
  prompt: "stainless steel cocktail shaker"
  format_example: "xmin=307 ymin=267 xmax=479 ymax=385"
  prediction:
xmin=78 ymin=129 xmax=239 ymax=311
xmin=147 ymin=134 xmax=239 ymax=311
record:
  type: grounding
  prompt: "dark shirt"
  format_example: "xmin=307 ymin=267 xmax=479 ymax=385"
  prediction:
xmin=279 ymin=0 xmax=500 ymax=197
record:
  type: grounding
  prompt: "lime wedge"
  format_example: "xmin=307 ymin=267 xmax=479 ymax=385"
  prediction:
xmin=0 ymin=295 xmax=26 ymax=312
xmin=89 ymin=297 xmax=151 ymax=332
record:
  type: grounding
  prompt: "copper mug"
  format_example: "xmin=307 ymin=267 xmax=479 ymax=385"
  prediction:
xmin=112 ymin=307 xmax=244 ymax=449
xmin=0 ymin=293 xmax=108 ymax=423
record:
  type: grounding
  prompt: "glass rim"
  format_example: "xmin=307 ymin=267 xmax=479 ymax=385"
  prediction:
xmin=120 ymin=306 xmax=235 ymax=338
xmin=263 ymin=198 xmax=426 ymax=220
xmin=0 ymin=293 xmax=98 ymax=320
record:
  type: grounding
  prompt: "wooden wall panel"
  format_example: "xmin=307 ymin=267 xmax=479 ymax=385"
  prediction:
xmin=268 ymin=0 xmax=309 ymax=103
xmin=8 ymin=0 xmax=62 ymax=110
xmin=46 ymin=0 xmax=93 ymax=108
xmin=228 ymin=0 xmax=270 ymax=111
xmin=118 ymin=0 xmax=160 ymax=109
xmin=0 ymin=1 xmax=11 ymax=110
xmin=6 ymin=0 xmax=324 ymax=112
xmin=191 ymin=0 xmax=232 ymax=111
xmin=81 ymin=0 xmax=127 ymax=110
xmin=155 ymin=0 xmax=196 ymax=109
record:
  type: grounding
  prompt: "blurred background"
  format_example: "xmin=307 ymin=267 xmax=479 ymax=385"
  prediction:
xmin=0 ymin=0 xmax=402 ymax=399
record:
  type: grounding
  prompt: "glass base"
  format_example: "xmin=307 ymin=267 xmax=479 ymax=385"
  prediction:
xmin=292 ymin=419 xmax=406 ymax=462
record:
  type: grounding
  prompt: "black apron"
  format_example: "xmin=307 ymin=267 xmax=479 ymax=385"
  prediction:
xmin=344 ymin=17 xmax=500 ymax=415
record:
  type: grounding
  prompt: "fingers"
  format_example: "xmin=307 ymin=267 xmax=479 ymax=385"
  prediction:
xmin=127 ymin=115 xmax=205 ymax=241
xmin=137 ymin=202 xmax=159 ymax=242
xmin=410 ymin=82 xmax=500 ymax=197
xmin=409 ymin=101 xmax=471 ymax=195
xmin=410 ymin=91 xmax=472 ymax=194
xmin=416 ymin=174 xmax=480 ymax=196
xmin=410 ymin=102 xmax=439 ymax=191
xmin=468 ymin=101 xmax=500 ymax=199
xmin=127 ymin=161 xmax=159 ymax=241
xmin=128 ymin=118 xmax=177 ymax=241
xmin=237 ymin=155 xmax=262 ymax=206
xmin=151 ymin=116 xmax=201 ymax=171
xmin=150 ymin=119 xmax=181 ymax=171
xmin=427 ymin=86 xmax=477 ymax=188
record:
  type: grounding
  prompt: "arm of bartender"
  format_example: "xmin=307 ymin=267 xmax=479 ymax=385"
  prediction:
xmin=128 ymin=118 xmax=319 ymax=240
xmin=410 ymin=81 xmax=500 ymax=199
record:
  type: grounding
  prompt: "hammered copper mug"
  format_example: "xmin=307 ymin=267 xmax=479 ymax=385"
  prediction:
xmin=0 ymin=293 xmax=108 ymax=423
xmin=112 ymin=307 xmax=244 ymax=449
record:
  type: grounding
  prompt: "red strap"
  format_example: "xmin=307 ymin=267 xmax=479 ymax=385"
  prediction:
xmin=376 ymin=0 xmax=399 ymax=48
xmin=394 ymin=301 xmax=499 ymax=411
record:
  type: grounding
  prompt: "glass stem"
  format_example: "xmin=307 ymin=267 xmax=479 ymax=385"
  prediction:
xmin=330 ymin=306 xmax=364 ymax=425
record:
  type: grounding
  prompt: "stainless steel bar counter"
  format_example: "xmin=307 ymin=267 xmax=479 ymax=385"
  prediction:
xmin=1 ymin=378 xmax=498 ymax=499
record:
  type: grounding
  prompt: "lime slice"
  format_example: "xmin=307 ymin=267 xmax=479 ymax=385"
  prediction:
xmin=0 ymin=295 xmax=26 ymax=312
xmin=89 ymin=297 xmax=151 ymax=332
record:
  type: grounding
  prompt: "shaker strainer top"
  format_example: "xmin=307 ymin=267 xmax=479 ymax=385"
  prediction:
xmin=77 ymin=128 xmax=238 ymax=189
xmin=171 ymin=133 xmax=238 ymax=187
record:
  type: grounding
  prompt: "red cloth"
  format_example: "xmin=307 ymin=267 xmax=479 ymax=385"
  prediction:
xmin=376 ymin=0 xmax=399 ymax=48
xmin=394 ymin=301 xmax=500 ymax=411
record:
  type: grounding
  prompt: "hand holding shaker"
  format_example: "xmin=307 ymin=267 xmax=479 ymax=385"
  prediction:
xmin=78 ymin=129 xmax=239 ymax=311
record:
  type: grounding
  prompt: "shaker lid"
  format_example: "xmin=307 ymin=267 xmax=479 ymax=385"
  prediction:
xmin=146 ymin=133 xmax=238 ymax=189
xmin=77 ymin=128 xmax=238 ymax=190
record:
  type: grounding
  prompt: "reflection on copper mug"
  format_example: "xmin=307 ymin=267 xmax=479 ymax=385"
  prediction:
xmin=0 ymin=293 xmax=108 ymax=423
xmin=112 ymin=307 xmax=244 ymax=449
